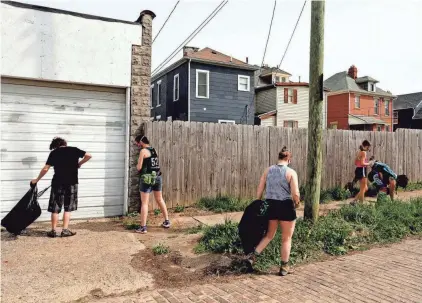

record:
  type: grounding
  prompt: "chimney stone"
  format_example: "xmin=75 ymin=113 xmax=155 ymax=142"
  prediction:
xmin=183 ymin=46 xmax=199 ymax=57
xmin=348 ymin=65 xmax=358 ymax=79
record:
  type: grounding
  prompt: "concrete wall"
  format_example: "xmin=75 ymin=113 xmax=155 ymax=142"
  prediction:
xmin=1 ymin=2 xmax=141 ymax=87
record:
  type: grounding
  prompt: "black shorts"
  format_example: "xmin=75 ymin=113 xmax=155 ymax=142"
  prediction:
xmin=355 ymin=167 xmax=368 ymax=180
xmin=267 ymin=199 xmax=297 ymax=221
xmin=48 ymin=184 xmax=78 ymax=213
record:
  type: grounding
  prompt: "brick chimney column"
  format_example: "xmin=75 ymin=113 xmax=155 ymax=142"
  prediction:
xmin=129 ymin=10 xmax=156 ymax=213
xmin=348 ymin=65 xmax=357 ymax=79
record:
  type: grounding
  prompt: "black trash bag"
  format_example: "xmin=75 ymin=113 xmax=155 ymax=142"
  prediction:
xmin=238 ymin=200 xmax=269 ymax=255
xmin=1 ymin=183 xmax=49 ymax=235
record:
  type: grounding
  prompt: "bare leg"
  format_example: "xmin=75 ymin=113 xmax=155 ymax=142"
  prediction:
xmin=280 ymin=220 xmax=296 ymax=262
xmin=140 ymin=192 xmax=150 ymax=227
xmin=358 ymin=178 xmax=368 ymax=203
xmin=62 ymin=212 xmax=71 ymax=229
xmin=153 ymin=191 xmax=169 ymax=221
xmin=255 ymin=220 xmax=278 ymax=254
xmin=389 ymin=179 xmax=396 ymax=200
xmin=51 ymin=213 xmax=59 ymax=230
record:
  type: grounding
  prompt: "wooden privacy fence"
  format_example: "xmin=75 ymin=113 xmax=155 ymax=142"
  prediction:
xmin=143 ymin=121 xmax=422 ymax=208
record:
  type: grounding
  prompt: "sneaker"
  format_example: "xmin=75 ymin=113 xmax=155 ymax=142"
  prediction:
xmin=47 ymin=230 xmax=57 ymax=238
xmin=279 ymin=262 xmax=293 ymax=276
xmin=135 ymin=226 xmax=147 ymax=234
xmin=61 ymin=229 xmax=76 ymax=237
xmin=162 ymin=220 xmax=171 ymax=229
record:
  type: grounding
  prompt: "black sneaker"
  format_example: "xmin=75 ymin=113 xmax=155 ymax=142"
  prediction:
xmin=61 ymin=229 xmax=76 ymax=237
xmin=47 ymin=230 xmax=57 ymax=238
xmin=162 ymin=220 xmax=171 ymax=229
xmin=135 ymin=226 xmax=147 ymax=234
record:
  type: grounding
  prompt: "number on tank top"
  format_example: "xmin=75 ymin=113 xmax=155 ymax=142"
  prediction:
xmin=151 ymin=157 xmax=159 ymax=167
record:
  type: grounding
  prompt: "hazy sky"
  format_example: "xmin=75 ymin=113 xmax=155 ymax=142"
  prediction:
xmin=18 ymin=0 xmax=422 ymax=94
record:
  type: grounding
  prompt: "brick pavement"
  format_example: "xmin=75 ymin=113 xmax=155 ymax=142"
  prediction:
xmin=97 ymin=239 xmax=422 ymax=303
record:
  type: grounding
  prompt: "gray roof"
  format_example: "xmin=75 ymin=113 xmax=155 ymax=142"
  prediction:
xmin=356 ymin=76 xmax=379 ymax=84
xmin=324 ymin=71 xmax=393 ymax=97
xmin=394 ymin=92 xmax=422 ymax=110
xmin=258 ymin=66 xmax=292 ymax=77
xmin=348 ymin=114 xmax=386 ymax=125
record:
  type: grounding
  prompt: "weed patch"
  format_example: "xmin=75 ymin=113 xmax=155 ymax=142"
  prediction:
xmin=196 ymin=198 xmax=422 ymax=270
xmin=152 ymin=244 xmax=170 ymax=255
xmin=197 ymin=196 xmax=250 ymax=213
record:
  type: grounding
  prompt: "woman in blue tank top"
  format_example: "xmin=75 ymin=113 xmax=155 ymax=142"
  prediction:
xmin=249 ymin=146 xmax=300 ymax=276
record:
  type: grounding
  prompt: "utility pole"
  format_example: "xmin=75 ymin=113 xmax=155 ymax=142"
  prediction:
xmin=304 ymin=0 xmax=325 ymax=221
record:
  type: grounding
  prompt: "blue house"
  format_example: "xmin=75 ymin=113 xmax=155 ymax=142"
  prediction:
xmin=150 ymin=46 xmax=258 ymax=124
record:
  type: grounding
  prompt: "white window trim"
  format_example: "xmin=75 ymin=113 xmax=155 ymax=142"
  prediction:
xmin=355 ymin=95 xmax=360 ymax=108
xmin=374 ymin=98 xmax=379 ymax=115
xmin=173 ymin=74 xmax=179 ymax=102
xmin=238 ymin=75 xmax=250 ymax=91
xmin=218 ymin=120 xmax=236 ymax=124
xmin=150 ymin=84 xmax=154 ymax=108
xmin=196 ymin=69 xmax=209 ymax=99
xmin=156 ymin=80 xmax=162 ymax=107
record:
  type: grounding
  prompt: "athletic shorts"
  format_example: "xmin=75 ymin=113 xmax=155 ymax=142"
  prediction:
xmin=139 ymin=175 xmax=162 ymax=193
xmin=355 ymin=167 xmax=368 ymax=180
xmin=48 ymin=184 xmax=78 ymax=213
xmin=266 ymin=199 xmax=297 ymax=221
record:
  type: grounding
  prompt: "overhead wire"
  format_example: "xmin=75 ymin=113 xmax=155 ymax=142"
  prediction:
xmin=152 ymin=0 xmax=180 ymax=44
xmin=260 ymin=0 xmax=277 ymax=70
xmin=277 ymin=0 xmax=307 ymax=69
xmin=151 ymin=0 xmax=228 ymax=78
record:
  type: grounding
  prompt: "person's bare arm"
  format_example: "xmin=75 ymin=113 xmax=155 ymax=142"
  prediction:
xmin=136 ymin=149 xmax=147 ymax=171
xmin=289 ymin=170 xmax=300 ymax=207
xmin=31 ymin=165 xmax=51 ymax=184
xmin=78 ymin=153 xmax=92 ymax=168
xmin=256 ymin=168 xmax=269 ymax=200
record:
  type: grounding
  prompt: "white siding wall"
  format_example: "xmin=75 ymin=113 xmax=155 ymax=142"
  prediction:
xmin=276 ymin=86 xmax=327 ymax=128
xmin=261 ymin=116 xmax=276 ymax=127
xmin=255 ymin=88 xmax=276 ymax=114
xmin=1 ymin=3 xmax=141 ymax=87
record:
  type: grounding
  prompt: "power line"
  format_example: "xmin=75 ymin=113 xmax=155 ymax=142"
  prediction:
xmin=152 ymin=0 xmax=228 ymax=78
xmin=152 ymin=0 xmax=180 ymax=44
xmin=260 ymin=0 xmax=277 ymax=69
xmin=277 ymin=0 xmax=307 ymax=69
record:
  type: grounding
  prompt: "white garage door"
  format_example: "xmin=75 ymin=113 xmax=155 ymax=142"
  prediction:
xmin=1 ymin=80 xmax=127 ymax=220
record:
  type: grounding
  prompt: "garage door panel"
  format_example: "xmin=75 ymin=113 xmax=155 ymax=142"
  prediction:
xmin=2 ymin=140 xmax=125 ymax=153
xmin=1 ymin=151 xmax=124 ymax=163
xmin=1 ymin=112 xmax=125 ymax=128
xmin=1 ymin=168 xmax=125 ymax=181
xmin=1 ymin=102 xmax=125 ymax=118
xmin=1 ymin=92 xmax=125 ymax=110
xmin=1 ymin=196 xmax=123 ymax=213
xmin=2 ymin=84 xmax=125 ymax=102
xmin=1 ymin=178 xmax=125 ymax=201
xmin=1 ymin=160 xmax=124 ymax=170
xmin=0 ymin=82 xmax=126 ymax=220
xmin=1 ymin=122 xmax=125 ymax=136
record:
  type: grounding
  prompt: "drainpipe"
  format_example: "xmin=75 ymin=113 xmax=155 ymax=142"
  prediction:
xmin=188 ymin=59 xmax=191 ymax=122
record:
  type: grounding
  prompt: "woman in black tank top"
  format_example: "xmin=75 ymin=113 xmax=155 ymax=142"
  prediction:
xmin=134 ymin=135 xmax=170 ymax=234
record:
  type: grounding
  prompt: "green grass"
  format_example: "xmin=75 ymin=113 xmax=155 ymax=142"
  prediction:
xmin=197 ymin=196 xmax=250 ymax=213
xmin=122 ymin=212 xmax=140 ymax=230
xmin=300 ymin=185 xmax=352 ymax=204
xmin=401 ymin=181 xmax=422 ymax=192
xmin=195 ymin=197 xmax=422 ymax=270
xmin=154 ymin=209 xmax=161 ymax=216
xmin=152 ymin=243 xmax=170 ymax=255
xmin=174 ymin=205 xmax=185 ymax=213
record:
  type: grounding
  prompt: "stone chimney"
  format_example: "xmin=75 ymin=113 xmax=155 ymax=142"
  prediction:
xmin=129 ymin=9 xmax=156 ymax=212
xmin=246 ymin=57 xmax=249 ymax=64
xmin=183 ymin=46 xmax=199 ymax=56
xmin=348 ymin=65 xmax=358 ymax=79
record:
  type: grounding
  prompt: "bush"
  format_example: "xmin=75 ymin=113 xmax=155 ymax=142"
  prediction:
xmin=154 ymin=209 xmax=161 ymax=216
xmin=196 ymin=198 xmax=422 ymax=270
xmin=197 ymin=196 xmax=250 ymax=213
xmin=174 ymin=205 xmax=185 ymax=213
xmin=152 ymin=244 xmax=170 ymax=255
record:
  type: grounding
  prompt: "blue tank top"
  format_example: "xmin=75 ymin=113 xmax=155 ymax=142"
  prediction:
xmin=265 ymin=165 xmax=292 ymax=201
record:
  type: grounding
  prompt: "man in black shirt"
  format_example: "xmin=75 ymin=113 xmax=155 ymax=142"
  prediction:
xmin=31 ymin=137 xmax=92 ymax=237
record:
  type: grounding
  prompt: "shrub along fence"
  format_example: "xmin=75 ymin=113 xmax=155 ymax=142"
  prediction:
xmin=143 ymin=121 xmax=422 ymax=209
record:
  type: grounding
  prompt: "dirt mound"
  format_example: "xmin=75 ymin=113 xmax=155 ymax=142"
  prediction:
xmin=130 ymin=250 xmax=250 ymax=288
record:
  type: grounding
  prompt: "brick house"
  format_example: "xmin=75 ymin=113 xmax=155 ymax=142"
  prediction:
xmin=324 ymin=65 xmax=396 ymax=131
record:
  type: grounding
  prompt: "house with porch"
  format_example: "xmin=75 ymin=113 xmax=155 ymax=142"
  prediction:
xmin=324 ymin=65 xmax=396 ymax=131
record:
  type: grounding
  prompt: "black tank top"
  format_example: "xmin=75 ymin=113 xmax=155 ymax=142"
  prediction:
xmin=140 ymin=147 xmax=160 ymax=175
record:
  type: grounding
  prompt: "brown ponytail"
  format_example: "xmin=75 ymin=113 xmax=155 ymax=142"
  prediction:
xmin=278 ymin=146 xmax=291 ymax=160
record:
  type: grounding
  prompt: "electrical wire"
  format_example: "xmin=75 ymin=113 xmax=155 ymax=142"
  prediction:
xmin=152 ymin=0 xmax=180 ymax=44
xmin=260 ymin=0 xmax=277 ymax=70
xmin=152 ymin=0 xmax=228 ymax=77
xmin=277 ymin=0 xmax=307 ymax=69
